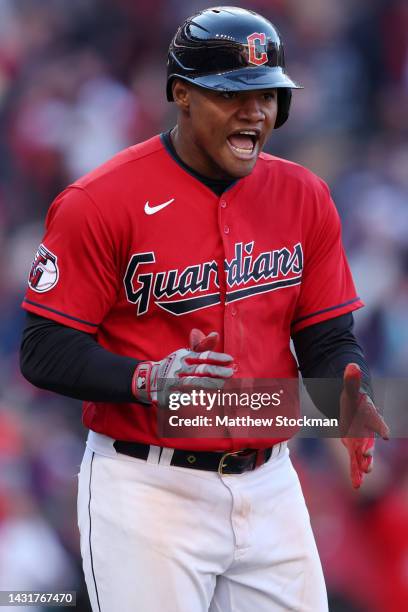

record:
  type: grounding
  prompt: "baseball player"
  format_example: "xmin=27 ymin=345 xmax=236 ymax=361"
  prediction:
xmin=20 ymin=7 xmax=389 ymax=612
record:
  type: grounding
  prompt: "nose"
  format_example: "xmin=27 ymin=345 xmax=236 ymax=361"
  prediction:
xmin=235 ymin=93 xmax=265 ymax=122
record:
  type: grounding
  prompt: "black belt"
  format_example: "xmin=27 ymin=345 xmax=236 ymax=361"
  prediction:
xmin=113 ymin=440 xmax=277 ymax=475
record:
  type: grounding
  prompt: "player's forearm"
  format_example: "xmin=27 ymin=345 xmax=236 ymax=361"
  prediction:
xmin=293 ymin=313 xmax=373 ymax=419
xmin=20 ymin=313 xmax=138 ymax=402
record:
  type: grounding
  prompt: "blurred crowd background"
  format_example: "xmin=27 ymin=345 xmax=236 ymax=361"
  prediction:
xmin=0 ymin=0 xmax=407 ymax=610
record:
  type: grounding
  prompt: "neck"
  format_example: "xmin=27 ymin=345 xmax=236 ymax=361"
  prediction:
xmin=170 ymin=125 xmax=234 ymax=181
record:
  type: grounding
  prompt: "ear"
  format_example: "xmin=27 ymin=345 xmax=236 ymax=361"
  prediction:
xmin=172 ymin=79 xmax=191 ymax=111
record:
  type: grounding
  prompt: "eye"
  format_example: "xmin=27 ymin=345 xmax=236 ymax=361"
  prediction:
xmin=262 ymin=90 xmax=277 ymax=101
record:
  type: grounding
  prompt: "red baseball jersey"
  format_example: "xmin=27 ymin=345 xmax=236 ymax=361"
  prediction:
xmin=23 ymin=135 xmax=363 ymax=450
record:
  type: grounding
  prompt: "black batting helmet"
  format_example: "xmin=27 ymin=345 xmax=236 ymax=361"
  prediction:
xmin=167 ymin=6 xmax=302 ymax=128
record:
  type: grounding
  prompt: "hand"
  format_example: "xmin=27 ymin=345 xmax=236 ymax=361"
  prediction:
xmin=132 ymin=329 xmax=234 ymax=406
xmin=340 ymin=363 xmax=390 ymax=489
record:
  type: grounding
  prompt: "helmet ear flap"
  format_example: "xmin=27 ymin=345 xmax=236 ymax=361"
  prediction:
xmin=166 ymin=74 xmax=175 ymax=102
xmin=275 ymin=89 xmax=292 ymax=129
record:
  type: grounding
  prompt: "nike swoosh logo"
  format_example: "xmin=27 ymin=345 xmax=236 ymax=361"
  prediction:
xmin=144 ymin=198 xmax=175 ymax=215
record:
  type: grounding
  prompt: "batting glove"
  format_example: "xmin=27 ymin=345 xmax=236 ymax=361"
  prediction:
xmin=132 ymin=329 xmax=234 ymax=406
xmin=340 ymin=363 xmax=390 ymax=489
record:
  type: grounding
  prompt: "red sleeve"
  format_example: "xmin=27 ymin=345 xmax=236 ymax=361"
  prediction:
xmin=291 ymin=181 xmax=363 ymax=334
xmin=22 ymin=186 xmax=118 ymax=333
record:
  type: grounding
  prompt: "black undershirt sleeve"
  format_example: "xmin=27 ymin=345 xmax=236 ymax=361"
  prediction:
xmin=20 ymin=311 xmax=371 ymax=413
xmin=20 ymin=312 xmax=138 ymax=402
xmin=292 ymin=312 xmax=372 ymax=419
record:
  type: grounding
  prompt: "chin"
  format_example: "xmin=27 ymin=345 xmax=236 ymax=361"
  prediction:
xmin=226 ymin=160 xmax=257 ymax=179
xmin=217 ymin=147 xmax=260 ymax=179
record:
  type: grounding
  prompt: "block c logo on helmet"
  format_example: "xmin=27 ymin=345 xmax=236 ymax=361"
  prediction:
xmin=247 ymin=32 xmax=268 ymax=66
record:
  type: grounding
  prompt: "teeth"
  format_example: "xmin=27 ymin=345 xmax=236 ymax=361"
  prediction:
xmin=230 ymin=143 xmax=255 ymax=153
xmin=238 ymin=130 xmax=256 ymax=136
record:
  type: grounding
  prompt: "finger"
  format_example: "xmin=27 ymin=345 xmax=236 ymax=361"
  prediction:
xmin=189 ymin=329 xmax=219 ymax=352
xmin=342 ymin=439 xmax=362 ymax=487
xmin=350 ymin=453 xmax=363 ymax=489
xmin=360 ymin=402 xmax=390 ymax=440
xmin=361 ymin=451 xmax=374 ymax=465
xmin=360 ymin=454 xmax=373 ymax=473
xmin=179 ymin=376 xmax=228 ymax=390
xmin=180 ymin=364 xmax=234 ymax=378
xmin=357 ymin=443 xmax=373 ymax=473
xmin=362 ymin=436 xmax=375 ymax=453
xmin=343 ymin=363 xmax=362 ymax=401
xmin=357 ymin=437 xmax=374 ymax=458
xmin=189 ymin=328 xmax=205 ymax=350
xmin=353 ymin=472 xmax=363 ymax=489
xmin=186 ymin=350 xmax=234 ymax=365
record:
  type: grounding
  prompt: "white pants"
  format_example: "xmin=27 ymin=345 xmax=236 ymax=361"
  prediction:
xmin=77 ymin=432 xmax=328 ymax=612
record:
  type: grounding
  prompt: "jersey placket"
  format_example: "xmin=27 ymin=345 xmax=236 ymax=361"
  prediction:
xmin=219 ymin=195 xmax=239 ymax=377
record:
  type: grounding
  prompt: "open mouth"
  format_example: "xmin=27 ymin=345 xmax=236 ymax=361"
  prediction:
xmin=227 ymin=130 xmax=260 ymax=158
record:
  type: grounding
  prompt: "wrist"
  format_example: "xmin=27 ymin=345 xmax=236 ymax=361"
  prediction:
xmin=132 ymin=361 xmax=159 ymax=404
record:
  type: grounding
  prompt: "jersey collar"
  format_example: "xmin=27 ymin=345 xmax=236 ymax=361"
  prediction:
xmin=160 ymin=131 xmax=239 ymax=196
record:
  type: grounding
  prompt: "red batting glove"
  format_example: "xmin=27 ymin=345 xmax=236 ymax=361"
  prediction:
xmin=340 ymin=363 xmax=390 ymax=489
xmin=132 ymin=329 xmax=233 ymax=405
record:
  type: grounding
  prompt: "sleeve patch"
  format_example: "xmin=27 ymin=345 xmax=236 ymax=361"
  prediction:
xmin=28 ymin=244 xmax=59 ymax=293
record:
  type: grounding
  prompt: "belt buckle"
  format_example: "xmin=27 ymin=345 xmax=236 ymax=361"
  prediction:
xmin=218 ymin=450 xmax=246 ymax=476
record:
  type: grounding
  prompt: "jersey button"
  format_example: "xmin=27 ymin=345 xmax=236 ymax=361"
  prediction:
xmin=224 ymin=225 xmax=230 ymax=234
xmin=231 ymin=307 xmax=237 ymax=316
xmin=233 ymin=364 xmax=238 ymax=373
xmin=220 ymin=199 xmax=227 ymax=208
